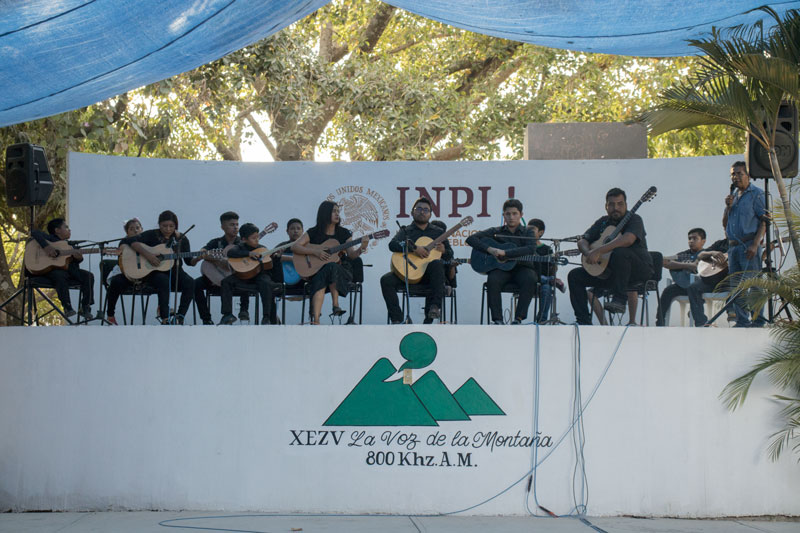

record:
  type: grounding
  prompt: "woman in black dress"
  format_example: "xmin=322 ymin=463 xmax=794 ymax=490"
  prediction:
xmin=291 ymin=201 xmax=368 ymax=324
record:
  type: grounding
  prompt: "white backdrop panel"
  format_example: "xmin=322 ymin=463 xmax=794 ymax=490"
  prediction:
xmin=68 ymin=153 xmax=749 ymax=324
xmin=0 ymin=326 xmax=797 ymax=516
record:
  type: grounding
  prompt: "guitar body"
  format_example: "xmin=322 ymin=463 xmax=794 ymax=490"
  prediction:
xmin=469 ymin=240 xmax=522 ymax=274
xmin=390 ymin=236 xmax=443 ymax=283
xmin=697 ymin=254 xmax=728 ymax=279
xmin=201 ymin=244 xmax=236 ymax=286
xmin=292 ymin=239 xmax=342 ymax=278
xmin=581 ymin=226 xmax=616 ymax=279
xmin=227 ymin=247 xmax=273 ymax=280
xmin=119 ymin=243 xmax=175 ymax=280
xmin=24 ymin=240 xmax=74 ymax=275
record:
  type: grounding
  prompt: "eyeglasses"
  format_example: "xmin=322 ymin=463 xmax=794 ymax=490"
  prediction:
xmin=413 ymin=207 xmax=431 ymax=214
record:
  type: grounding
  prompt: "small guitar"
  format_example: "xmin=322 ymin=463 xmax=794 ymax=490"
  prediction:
xmin=581 ymin=186 xmax=658 ymax=278
xmin=119 ymin=243 xmax=224 ymax=280
xmin=25 ymin=240 xmax=119 ymax=275
xmin=293 ymin=229 xmax=391 ymax=278
xmin=664 ymin=252 xmax=700 ymax=289
xmin=227 ymin=241 xmax=296 ymax=280
xmin=390 ymin=216 xmax=474 ymax=283
xmin=200 ymin=222 xmax=278 ymax=286
xmin=470 ymin=240 xmax=577 ymax=274
xmin=697 ymin=252 xmax=728 ymax=280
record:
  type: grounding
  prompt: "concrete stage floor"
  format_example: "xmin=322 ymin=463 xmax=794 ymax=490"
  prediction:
xmin=2 ymin=513 xmax=798 ymax=533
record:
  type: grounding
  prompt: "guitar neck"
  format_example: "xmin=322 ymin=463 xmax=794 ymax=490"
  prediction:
xmin=261 ymin=241 xmax=295 ymax=258
xmin=160 ymin=250 xmax=207 ymax=260
xmin=604 ymin=199 xmax=644 ymax=243
xmin=424 ymin=221 xmax=466 ymax=252
xmin=327 ymin=232 xmax=379 ymax=254
xmin=509 ymin=254 xmax=556 ymax=263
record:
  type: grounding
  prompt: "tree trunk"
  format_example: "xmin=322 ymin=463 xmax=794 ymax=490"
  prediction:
xmin=768 ymin=147 xmax=800 ymax=265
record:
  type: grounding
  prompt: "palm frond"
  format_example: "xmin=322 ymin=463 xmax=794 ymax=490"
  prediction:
xmin=766 ymin=396 xmax=800 ymax=461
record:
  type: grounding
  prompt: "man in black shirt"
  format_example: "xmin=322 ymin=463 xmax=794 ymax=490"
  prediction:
xmin=30 ymin=218 xmax=94 ymax=319
xmin=120 ymin=210 xmax=194 ymax=324
xmin=685 ymin=238 xmax=729 ymax=327
xmin=219 ymin=223 xmax=275 ymax=325
xmin=466 ymin=198 xmax=538 ymax=325
xmin=569 ymin=188 xmax=653 ymax=325
xmin=188 ymin=211 xmax=249 ymax=325
xmin=381 ymin=197 xmax=453 ymax=324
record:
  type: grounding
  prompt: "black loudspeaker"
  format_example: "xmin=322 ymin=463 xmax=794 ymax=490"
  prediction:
xmin=5 ymin=143 xmax=54 ymax=207
xmin=746 ymin=102 xmax=798 ymax=180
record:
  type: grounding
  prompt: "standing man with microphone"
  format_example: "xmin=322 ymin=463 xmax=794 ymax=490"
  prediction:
xmin=723 ymin=161 xmax=769 ymax=327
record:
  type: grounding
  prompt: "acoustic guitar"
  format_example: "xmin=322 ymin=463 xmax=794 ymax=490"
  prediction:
xmin=227 ymin=241 xmax=296 ymax=280
xmin=119 ymin=243 xmax=224 ymax=280
xmin=697 ymin=252 xmax=728 ymax=280
xmin=200 ymin=222 xmax=278 ymax=286
xmin=470 ymin=240 xmax=577 ymax=274
xmin=390 ymin=216 xmax=473 ymax=283
xmin=665 ymin=252 xmax=700 ymax=289
xmin=292 ymin=229 xmax=390 ymax=278
xmin=581 ymin=186 xmax=657 ymax=278
xmin=24 ymin=240 xmax=119 ymax=275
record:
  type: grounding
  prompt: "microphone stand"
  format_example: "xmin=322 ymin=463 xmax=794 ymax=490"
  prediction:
xmin=397 ymin=221 xmax=413 ymax=324
xmin=169 ymin=224 xmax=195 ymax=324
xmin=79 ymin=237 xmax=123 ymax=325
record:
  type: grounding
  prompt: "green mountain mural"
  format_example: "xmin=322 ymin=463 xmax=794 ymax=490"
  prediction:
xmin=453 ymin=378 xmax=505 ymax=416
xmin=323 ymin=358 xmax=438 ymax=426
xmin=411 ymin=371 xmax=470 ymax=421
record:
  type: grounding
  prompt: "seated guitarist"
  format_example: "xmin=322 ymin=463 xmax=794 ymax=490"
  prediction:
xmin=187 ymin=211 xmax=250 ymax=325
xmin=381 ymin=197 xmax=453 ymax=324
xmin=120 ymin=210 xmax=194 ymax=325
xmin=655 ymin=227 xmax=705 ymax=326
xmin=106 ymin=217 xmax=143 ymax=324
xmin=568 ymin=188 xmax=653 ymax=325
xmin=291 ymin=201 xmax=368 ymax=325
xmin=29 ymin=218 xmax=95 ymax=320
xmin=466 ymin=198 xmax=538 ymax=325
xmin=219 ymin=223 xmax=276 ymax=325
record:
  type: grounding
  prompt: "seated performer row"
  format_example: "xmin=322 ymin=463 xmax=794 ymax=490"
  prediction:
xmin=23 ymin=162 xmax=766 ymax=326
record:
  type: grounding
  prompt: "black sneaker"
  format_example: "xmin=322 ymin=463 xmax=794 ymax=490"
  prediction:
xmin=511 ymin=319 xmax=522 ymax=325
xmin=63 ymin=307 xmax=77 ymax=318
xmin=79 ymin=306 xmax=93 ymax=320
xmin=202 ymin=318 xmax=214 ymax=325
xmin=427 ymin=305 xmax=441 ymax=321
xmin=218 ymin=314 xmax=236 ymax=325
xmin=261 ymin=316 xmax=271 ymax=325
xmin=491 ymin=319 xmax=504 ymax=325
xmin=603 ymin=295 xmax=627 ymax=314
xmin=238 ymin=310 xmax=250 ymax=322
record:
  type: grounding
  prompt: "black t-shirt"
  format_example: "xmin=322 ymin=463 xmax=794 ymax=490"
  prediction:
xmin=583 ymin=213 xmax=651 ymax=267
xmin=307 ymin=226 xmax=352 ymax=246
xmin=204 ymin=235 xmax=240 ymax=251
xmin=466 ymin=225 xmax=538 ymax=258
xmin=534 ymin=242 xmax=555 ymax=276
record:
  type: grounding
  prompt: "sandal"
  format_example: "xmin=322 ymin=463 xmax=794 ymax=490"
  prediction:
xmin=330 ymin=306 xmax=347 ymax=317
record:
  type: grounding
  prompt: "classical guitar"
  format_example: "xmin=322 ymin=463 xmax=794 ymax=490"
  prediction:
xmin=390 ymin=216 xmax=473 ymax=283
xmin=227 ymin=241 xmax=296 ymax=280
xmin=470 ymin=240 xmax=577 ymax=274
xmin=119 ymin=243 xmax=224 ymax=280
xmin=24 ymin=240 xmax=119 ymax=275
xmin=581 ymin=186 xmax=657 ymax=278
xmin=200 ymin=222 xmax=278 ymax=286
xmin=293 ymin=229 xmax=391 ymax=278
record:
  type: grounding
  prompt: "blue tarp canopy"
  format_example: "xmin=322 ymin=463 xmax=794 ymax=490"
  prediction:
xmin=1 ymin=0 xmax=798 ymax=127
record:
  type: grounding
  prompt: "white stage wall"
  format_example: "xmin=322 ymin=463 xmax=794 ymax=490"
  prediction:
xmin=0 ymin=326 xmax=797 ymax=517
xmin=67 ymin=152 xmax=753 ymax=325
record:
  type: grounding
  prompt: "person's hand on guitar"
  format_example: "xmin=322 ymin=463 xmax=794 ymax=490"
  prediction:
xmin=359 ymin=236 xmax=369 ymax=254
xmin=44 ymin=244 xmax=59 ymax=258
xmin=585 ymin=249 xmax=603 ymax=265
xmin=434 ymin=242 xmax=445 ymax=254
xmin=414 ymin=245 xmax=430 ymax=258
xmin=315 ymin=248 xmax=331 ymax=261
xmin=249 ymin=250 xmax=262 ymax=260
xmin=145 ymin=252 xmax=161 ymax=267
xmin=487 ymin=246 xmax=506 ymax=259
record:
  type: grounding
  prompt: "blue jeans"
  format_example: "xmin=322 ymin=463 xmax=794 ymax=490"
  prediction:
xmin=727 ymin=243 xmax=765 ymax=326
